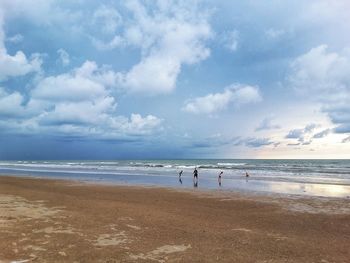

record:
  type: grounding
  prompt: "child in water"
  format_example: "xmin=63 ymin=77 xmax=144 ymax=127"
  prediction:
xmin=193 ymin=168 xmax=199 ymax=183
xmin=218 ymin=171 xmax=223 ymax=186
xmin=178 ymin=170 xmax=183 ymax=184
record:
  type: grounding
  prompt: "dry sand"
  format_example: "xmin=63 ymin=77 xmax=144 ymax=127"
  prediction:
xmin=0 ymin=175 xmax=349 ymax=262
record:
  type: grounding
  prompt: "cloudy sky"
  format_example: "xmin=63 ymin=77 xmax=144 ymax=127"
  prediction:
xmin=0 ymin=0 xmax=349 ymax=159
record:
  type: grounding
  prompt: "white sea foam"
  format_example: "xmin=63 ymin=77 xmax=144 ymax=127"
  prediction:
xmin=217 ymin=162 xmax=246 ymax=166
xmin=175 ymin=165 xmax=196 ymax=169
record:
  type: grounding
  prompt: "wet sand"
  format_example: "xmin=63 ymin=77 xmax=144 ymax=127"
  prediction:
xmin=0 ymin=175 xmax=349 ymax=262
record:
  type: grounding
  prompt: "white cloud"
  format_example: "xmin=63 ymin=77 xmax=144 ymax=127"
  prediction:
xmin=0 ymin=60 xmax=162 ymax=139
xmin=302 ymin=0 xmax=350 ymax=26
xmin=222 ymin=30 xmax=239 ymax=52
xmin=289 ymin=45 xmax=350 ymax=97
xmin=38 ymin=97 xmax=117 ymax=126
xmin=92 ymin=35 xmax=124 ymax=51
xmin=0 ymin=1 xmax=164 ymax=140
xmin=29 ymin=61 xmax=119 ymax=128
xmin=6 ymin=34 xmax=23 ymax=43
xmin=90 ymin=5 xmax=125 ymax=50
xmin=288 ymin=45 xmax=350 ymax=134
xmin=183 ymin=84 xmax=262 ymax=114
xmin=33 ymin=61 xmax=120 ymax=102
xmin=0 ymin=0 xmax=80 ymax=26
xmin=123 ymin=53 xmax=182 ymax=94
xmin=92 ymin=1 xmax=212 ymax=94
xmin=0 ymin=87 xmax=47 ymax=120
xmin=265 ymin=28 xmax=285 ymax=39
xmin=92 ymin=5 xmax=122 ymax=35
xmin=0 ymin=51 xmax=42 ymax=81
xmin=255 ymin=117 xmax=280 ymax=131
xmin=57 ymin=49 xmax=70 ymax=66
xmin=0 ymin=0 xmax=82 ymax=84
xmin=114 ymin=114 xmax=162 ymax=136
xmin=0 ymin=11 xmax=42 ymax=81
xmin=0 ymin=88 xmax=26 ymax=118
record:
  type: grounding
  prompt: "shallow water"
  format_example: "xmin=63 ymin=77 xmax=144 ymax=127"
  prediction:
xmin=0 ymin=159 xmax=350 ymax=198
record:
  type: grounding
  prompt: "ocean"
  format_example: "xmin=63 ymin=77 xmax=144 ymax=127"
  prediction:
xmin=0 ymin=159 xmax=350 ymax=198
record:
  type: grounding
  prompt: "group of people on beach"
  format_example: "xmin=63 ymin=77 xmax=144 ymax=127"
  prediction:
xmin=178 ymin=168 xmax=250 ymax=187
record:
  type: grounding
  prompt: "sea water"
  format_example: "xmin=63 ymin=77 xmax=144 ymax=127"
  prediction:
xmin=0 ymin=159 xmax=350 ymax=198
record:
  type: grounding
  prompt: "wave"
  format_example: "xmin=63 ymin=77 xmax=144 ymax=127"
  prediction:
xmin=217 ymin=162 xmax=247 ymax=166
xmin=175 ymin=165 xmax=196 ymax=169
xmin=128 ymin=162 xmax=172 ymax=168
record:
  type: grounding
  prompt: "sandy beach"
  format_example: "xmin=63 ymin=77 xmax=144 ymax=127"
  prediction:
xmin=0 ymin=175 xmax=349 ymax=262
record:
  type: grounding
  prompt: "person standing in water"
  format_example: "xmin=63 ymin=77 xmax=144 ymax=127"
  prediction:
xmin=178 ymin=170 xmax=183 ymax=184
xmin=218 ymin=171 xmax=223 ymax=186
xmin=193 ymin=167 xmax=198 ymax=184
xmin=245 ymin=171 xmax=250 ymax=182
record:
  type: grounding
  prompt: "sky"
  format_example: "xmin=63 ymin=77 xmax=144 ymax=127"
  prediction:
xmin=0 ymin=0 xmax=349 ymax=160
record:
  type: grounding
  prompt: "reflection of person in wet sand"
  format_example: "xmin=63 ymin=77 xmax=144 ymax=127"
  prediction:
xmin=193 ymin=168 xmax=198 ymax=187
xmin=218 ymin=171 xmax=223 ymax=186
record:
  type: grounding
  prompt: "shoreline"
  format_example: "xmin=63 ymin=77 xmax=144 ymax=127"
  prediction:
xmin=1 ymin=175 xmax=350 ymax=262
xmin=1 ymin=172 xmax=350 ymax=199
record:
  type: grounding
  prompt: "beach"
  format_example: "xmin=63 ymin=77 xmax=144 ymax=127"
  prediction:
xmin=0 ymin=175 xmax=349 ymax=262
